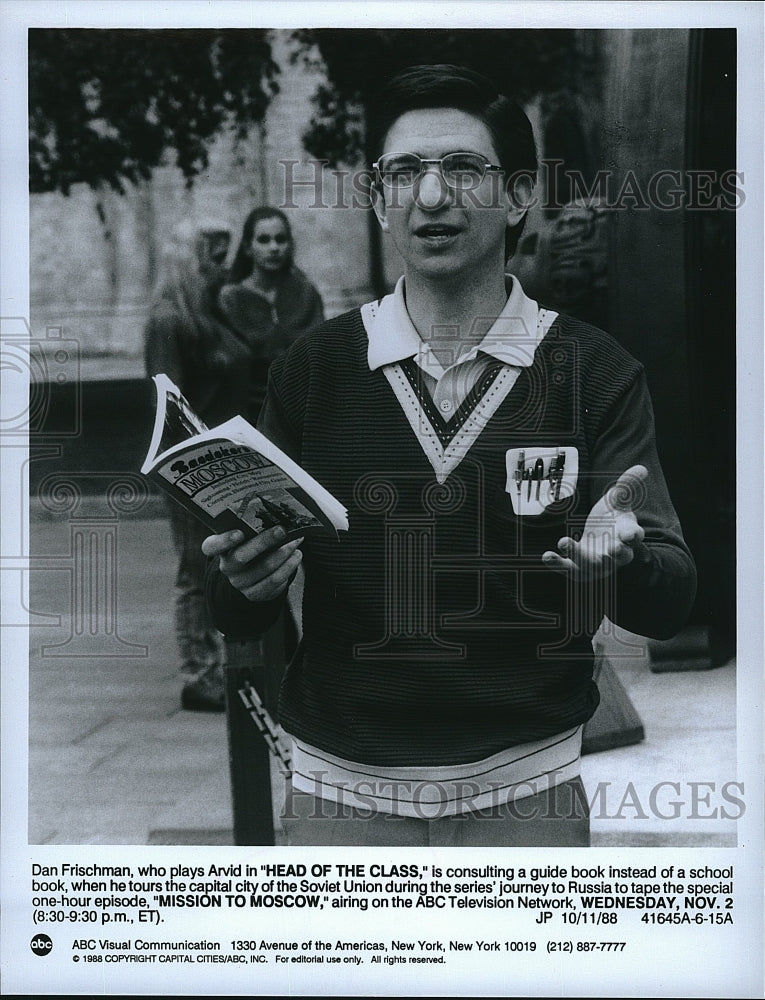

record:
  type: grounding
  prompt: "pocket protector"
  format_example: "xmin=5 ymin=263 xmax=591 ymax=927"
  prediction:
xmin=505 ymin=446 xmax=579 ymax=516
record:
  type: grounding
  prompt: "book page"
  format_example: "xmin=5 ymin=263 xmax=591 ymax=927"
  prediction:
xmin=141 ymin=374 xmax=209 ymax=471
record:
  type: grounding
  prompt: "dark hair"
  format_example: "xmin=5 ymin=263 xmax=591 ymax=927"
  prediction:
xmin=228 ymin=206 xmax=293 ymax=283
xmin=369 ymin=64 xmax=538 ymax=257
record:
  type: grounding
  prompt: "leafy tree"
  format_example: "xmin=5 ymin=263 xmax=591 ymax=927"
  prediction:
xmin=29 ymin=28 xmax=280 ymax=195
xmin=291 ymin=28 xmax=599 ymax=166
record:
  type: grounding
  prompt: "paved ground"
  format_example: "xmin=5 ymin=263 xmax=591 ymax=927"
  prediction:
xmin=26 ymin=507 xmax=737 ymax=848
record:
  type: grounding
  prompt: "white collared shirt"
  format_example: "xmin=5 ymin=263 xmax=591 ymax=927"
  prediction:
xmin=365 ymin=273 xmax=553 ymax=417
xmin=362 ymin=275 xmax=557 ymax=485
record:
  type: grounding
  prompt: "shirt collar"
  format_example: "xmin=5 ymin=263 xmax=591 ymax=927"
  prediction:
xmin=362 ymin=274 xmax=545 ymax=372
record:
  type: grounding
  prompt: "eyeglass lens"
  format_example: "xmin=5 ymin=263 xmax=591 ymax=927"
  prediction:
xmin=377 ymin=152 xmax=494 ymax=187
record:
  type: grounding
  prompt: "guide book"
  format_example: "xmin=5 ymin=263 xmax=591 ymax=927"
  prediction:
xmin=140 ymin=374 xmax=349 ymax=541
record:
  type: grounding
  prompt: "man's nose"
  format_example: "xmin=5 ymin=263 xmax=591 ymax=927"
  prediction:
xmin=413 ymin=167 xmax=450 ymax=210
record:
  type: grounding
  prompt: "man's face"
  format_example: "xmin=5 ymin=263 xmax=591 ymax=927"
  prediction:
xmin=372 ymin=108 xmax=527 ymax=283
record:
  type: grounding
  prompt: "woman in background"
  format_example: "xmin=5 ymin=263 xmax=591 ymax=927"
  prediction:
xmin=219 ymin=207 xmax=324 ymax=419
xmin=218 ymin=208 xmax=323 ymax=732
xmin=144 ymin=220 xmax=251 ymax=712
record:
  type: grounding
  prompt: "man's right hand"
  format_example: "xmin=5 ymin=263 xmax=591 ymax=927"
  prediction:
xmin=201 ymin=526 xmax=303 ymax=602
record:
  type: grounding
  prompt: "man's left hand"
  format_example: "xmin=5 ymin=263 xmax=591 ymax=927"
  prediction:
xmin=541 ymin=464 xmax=647 ymax=580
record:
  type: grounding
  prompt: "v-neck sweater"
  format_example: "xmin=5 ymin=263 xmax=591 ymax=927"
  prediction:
xmin=207 ymin=306 xmax=696 ymax=767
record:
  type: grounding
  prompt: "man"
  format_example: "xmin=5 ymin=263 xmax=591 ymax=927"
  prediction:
xmin=204 ymin=65 xmax=696 ymax=846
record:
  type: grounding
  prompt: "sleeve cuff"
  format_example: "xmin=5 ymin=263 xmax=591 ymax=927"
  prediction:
xmin=205 ymin=563 xmax=288 ymax=639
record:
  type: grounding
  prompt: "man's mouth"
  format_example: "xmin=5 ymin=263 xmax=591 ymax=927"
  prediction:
xmin=413 ymin=223 xmax=463 ymax=247
xmin=414 ymin=223 xmax=461 ymax=239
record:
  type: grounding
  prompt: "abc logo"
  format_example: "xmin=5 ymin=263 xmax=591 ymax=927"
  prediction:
xmin=30 ymin=934 xmax=53 ymax=956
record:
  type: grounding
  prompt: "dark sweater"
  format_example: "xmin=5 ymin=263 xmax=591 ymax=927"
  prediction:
xmin=207 ymin=308 xmax=696 ymax=766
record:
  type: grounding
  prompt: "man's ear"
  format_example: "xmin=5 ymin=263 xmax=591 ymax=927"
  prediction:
xmin=371 ymin=184 xmax=389 ymax=232
xmin=505 ymin=172 xmax=535 ymax=228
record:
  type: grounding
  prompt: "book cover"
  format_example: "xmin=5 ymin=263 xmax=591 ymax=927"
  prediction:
xmin=140 ymin=375 xmax=348 ymax=541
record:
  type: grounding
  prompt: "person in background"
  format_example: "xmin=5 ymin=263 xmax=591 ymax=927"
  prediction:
xmin=144 ymin=220 xmax=251 ymax=712
xmin=219 ymin=207 xmax=324 ymax=419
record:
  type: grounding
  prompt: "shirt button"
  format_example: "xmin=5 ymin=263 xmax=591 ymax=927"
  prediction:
xmin=440 ymin=399 xmax=453 ymax=413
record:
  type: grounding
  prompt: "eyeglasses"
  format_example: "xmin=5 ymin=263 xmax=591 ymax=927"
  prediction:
xmin=373 ymin=151 xmax=504 ymax=189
